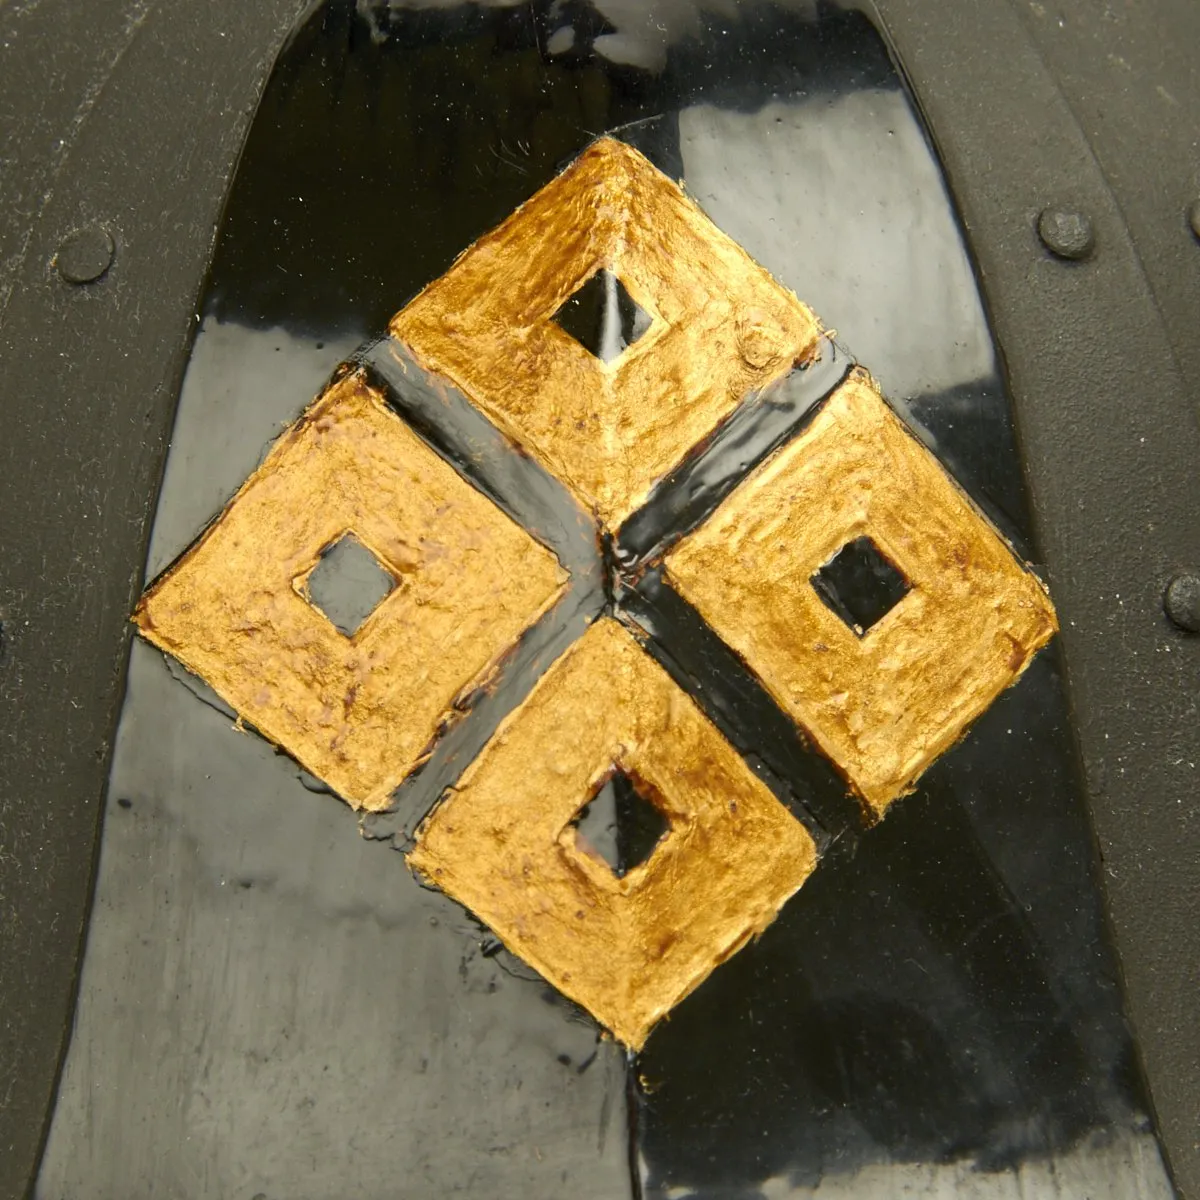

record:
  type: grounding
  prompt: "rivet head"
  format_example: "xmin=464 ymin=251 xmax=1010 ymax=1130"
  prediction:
xmin=1037 ymin=207 xmax=1095 ymax=261
xmin=55 ymin=225 xmax=115 ymax=284
xmin=1164 ymin=573 xmax=1200 ymax=633
xmin=1188 ymin=199 xmax=1200 ymax=242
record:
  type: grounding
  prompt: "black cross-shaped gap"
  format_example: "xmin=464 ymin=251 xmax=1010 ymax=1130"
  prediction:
xmin=811 ymin=535 xmax=910 ymax=636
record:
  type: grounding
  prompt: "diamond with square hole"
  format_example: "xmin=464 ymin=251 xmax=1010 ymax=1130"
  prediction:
xmin=812 ymin=535 xmax=910 ymax=636
xmin=665 ymin=370 xmax=1057 ymax=818
xmin=407 ymin=618 xmax=817 ymax=1048
xmin=552 ymin=269 xmax=654 ymax=363
xmin=392 ymin=137 xmax=821 ymax=526
xmin=567 ymin=766 xmax=671 ymax=878
xmin=135 ymin=371 xmax=567 ymax=810
xmin=304 ymin=532 xmax=395 ymax=637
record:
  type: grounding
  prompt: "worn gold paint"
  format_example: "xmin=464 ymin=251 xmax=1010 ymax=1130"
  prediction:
xmin=390 ymin=137 xmax=822 ymax=528
xmin=134 ymin=371 xmax=567 ymax=811
xmin=407 ymin=618 xmax=818 ymax=1048
xmin=665 ymin=370 xmax=1058 ymax=819
xmin=133 ymin=137 xmax=1061 ymax=1043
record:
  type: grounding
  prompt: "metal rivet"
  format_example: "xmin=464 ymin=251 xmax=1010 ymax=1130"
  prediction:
xmin=1037 ymin=207 xmax=1095 ymax=260
xmin=1164 ymin=573 xmax=1200 ymax=633
xmin=55 ymin=225 xmax=115 ymax=284
xmin=1188 ymin=199 xmax=1200 ymax=242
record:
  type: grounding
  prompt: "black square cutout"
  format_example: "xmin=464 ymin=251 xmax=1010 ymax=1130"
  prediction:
xmin=306 ymin=533 xmax=395 ymax=637
xmin=552 ymin=269 xmax=653 ymax=363
xmin=570 ymin=768 xmax=669 ymax=878
xmin=811 ymin=536 xmax=910 ymax=635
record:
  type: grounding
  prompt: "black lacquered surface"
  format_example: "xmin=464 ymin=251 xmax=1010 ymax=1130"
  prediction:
xmin=36 ymin=3 xmax=1175 ymax=1198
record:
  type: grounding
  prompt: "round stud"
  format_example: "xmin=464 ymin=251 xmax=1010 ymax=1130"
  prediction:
xmin=1164 ymin=573 xmax=1200 ymax=634
xmin=1037 ymin=207 xmax=1095 ymax=261
xmin=1188 ymin=199 xmax=1200 ymax=242
xmin=55 ymin=225 xmax=115 ymax=284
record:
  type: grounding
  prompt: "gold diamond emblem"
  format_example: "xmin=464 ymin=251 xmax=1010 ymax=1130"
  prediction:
xmin=664 ymin=369 xmax=1058 ymax=818
xmin=135 ymin=371 xmax=566 ymax=810
xmin=390 ymin=137 xmax=822 ymax=528
xmin=134 ymin=137 xmax=1060 ymax=1048
xmin=407 ymin=618 xmax=818 ymax=1050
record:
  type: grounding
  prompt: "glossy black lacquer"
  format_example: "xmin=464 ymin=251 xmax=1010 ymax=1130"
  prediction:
xmin=34 ymin=3 xmax=1175 ymax=1198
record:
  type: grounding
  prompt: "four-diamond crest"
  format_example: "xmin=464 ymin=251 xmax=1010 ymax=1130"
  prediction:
xmin=135 ymin=138 xmax=1057 ymax=1045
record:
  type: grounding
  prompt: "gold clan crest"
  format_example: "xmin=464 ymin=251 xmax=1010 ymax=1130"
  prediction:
xmin=135 ymin=138 xmax=1055 ymax=1047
